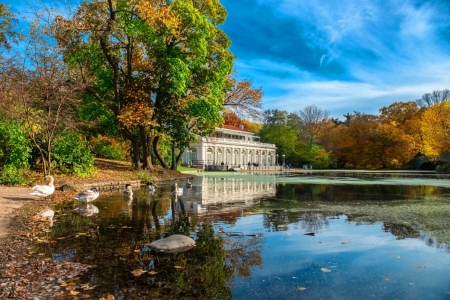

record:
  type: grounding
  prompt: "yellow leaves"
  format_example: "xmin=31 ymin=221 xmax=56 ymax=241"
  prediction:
xmin=60 ymin=281 xmax=76 ymax=287
xmin=118 ymin=101 xmax=157 ymax=127
xmin=69 ymin=290 xmax=80 ymax=296
xmin=100 ymin=295 xmax=115 ymax=300
xmin=133 ymin=0 xmax=180 ymax=31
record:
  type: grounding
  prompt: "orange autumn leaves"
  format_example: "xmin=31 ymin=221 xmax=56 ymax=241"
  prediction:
xmin=118 ymin=101 xmax=157 ymax=127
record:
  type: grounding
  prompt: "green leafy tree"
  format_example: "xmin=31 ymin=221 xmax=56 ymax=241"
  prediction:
xmin=53 ymin=0 xmax=233 ymax=171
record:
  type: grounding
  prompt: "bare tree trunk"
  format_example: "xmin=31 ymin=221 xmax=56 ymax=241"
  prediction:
xmin=152 ymin=135 xmax=169 ymax=169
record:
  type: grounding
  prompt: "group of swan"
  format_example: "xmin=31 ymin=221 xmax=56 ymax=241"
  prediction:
xmin=30 ymin=175 xmax=192 ymax=219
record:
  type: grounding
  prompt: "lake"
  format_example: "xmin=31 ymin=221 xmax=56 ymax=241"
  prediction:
xmin=37 ymin=171 xmax=450 ymax=299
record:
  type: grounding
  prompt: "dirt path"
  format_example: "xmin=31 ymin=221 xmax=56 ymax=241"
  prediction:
xmin=0 ymin=186 xmax=37 ymax=238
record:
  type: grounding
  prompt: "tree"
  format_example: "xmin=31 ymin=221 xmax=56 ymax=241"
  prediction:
xmin=223 ymin=76 xmax=263 ymax=121
xmin=297 ymin=105 xmax=329 ymax=146
xmin=379 ymin=101 xmax=418 ymax=125
xmin=0 ymin=4 xmax=20 ymax=50
xmin=416 ymin=89 xmax=450 ymax=108
xmin=53 ymin=0 xmax=233 ymax=170
xmin=420 ymin=101 xmax=450 ymax=156
xmin=0 ymin=12 xmax=83 ymax=175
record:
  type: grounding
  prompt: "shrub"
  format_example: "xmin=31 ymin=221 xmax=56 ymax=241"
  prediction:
xmin=89 ymin=135 xmax=130 ymax=160
xmin=0 ymin=120 xmax=30 ymax=185
xmin=52 ymin=133 xmax=95 ymax=176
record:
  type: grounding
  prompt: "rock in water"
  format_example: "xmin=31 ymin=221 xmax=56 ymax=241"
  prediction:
xmin=148 ymin=234 xmax=196 ymax=253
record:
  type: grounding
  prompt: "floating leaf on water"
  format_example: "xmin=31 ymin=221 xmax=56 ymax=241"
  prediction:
xmin=385 ymin=277 xmax=390 ymax=281
xmin=397 ymin=256 xmax=401 ymax=259
xmin=341 ymin=240 xmax=350 ymax=244
xmin=320 ymin=268 xmax=331 ymax=273
xmin=297 ymin=287 xmax=307 ymax=291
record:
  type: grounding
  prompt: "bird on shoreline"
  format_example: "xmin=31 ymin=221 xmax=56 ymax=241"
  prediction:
xmin=74 ymin=187 xmax=99 ymax=202
xmin=30 ymin=175 xmax=55 ymax=200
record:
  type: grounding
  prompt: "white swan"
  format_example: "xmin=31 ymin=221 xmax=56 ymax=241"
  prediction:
xmin=185 ymin=179 xmax=192 ymax=189
xmin=172 ymin=182 xmax=183 ymax=196
xmin=30 ymin=175 xmax=55 ymax=199
xmin=123 ymin=184 xmax=133 ymax=196
xmin=74 ymin=187 xmax=99 ymax=202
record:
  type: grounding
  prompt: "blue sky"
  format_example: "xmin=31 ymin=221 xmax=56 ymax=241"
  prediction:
xmin=5 ymin=0 xmax=450 ymax=119
xmin=220 ymin=0 xmax=450 ymax=119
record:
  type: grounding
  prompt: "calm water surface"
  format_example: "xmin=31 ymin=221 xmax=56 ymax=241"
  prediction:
xmin=39 ymin=172 xmax=450 ymax=299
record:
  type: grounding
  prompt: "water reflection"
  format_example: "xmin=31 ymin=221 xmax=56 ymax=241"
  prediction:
xmin=180 ymin=176 xmax=276 ymax=214
xmin=35 ymin=174 xmax=450 ymax=299
xmin=74 ymin=203 xmax=99 ymax=217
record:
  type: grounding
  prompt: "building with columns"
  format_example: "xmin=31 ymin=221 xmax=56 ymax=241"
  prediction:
xmin=182 ymin=125 xmax=277 ymax=168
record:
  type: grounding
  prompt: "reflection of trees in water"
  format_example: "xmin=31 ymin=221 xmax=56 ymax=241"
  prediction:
xmin=263 ymin=210 xmax=329 ymax=233
xmin=220 ymin=232 xmax=264 ymax=277
xmin=382 ymin=222 xmax=420 ymax=240
xmin=419 ymin=235 xmax=450 ymax=252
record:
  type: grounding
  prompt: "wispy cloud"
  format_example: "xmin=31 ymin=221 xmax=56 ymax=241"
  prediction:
xmin=221 ymin=0 xmax=450 ymax=119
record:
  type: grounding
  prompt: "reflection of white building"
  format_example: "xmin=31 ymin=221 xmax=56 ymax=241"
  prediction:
xmin=182 ymin=125 xmax=277 ymax=168
xmin=179 ymin=176 xmax=276 ymax=214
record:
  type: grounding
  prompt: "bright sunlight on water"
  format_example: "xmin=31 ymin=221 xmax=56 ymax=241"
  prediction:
xmin=37 ymin=172 xmax=450 ymax=299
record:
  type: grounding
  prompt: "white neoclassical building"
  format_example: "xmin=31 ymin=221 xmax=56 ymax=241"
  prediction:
xmin=182 ymin=125 xmax=277 ymax=169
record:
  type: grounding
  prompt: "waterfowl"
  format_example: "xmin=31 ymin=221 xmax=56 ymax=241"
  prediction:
xmin=186 ymin=179 xmax=192 ymax=189
xmin=74 ymin=187 xmax=99 ymax=202
xmin=123 ymin=184 xmax=133 ymax=196
xmin=30 ymin=175 xmax=55 ymax=199
xmin=172 ymin=182 xmax=183 ymax=196
xmin=146 ymin=182 xmax=157 ymax=192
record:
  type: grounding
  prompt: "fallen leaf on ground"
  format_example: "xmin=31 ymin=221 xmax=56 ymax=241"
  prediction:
xmin=131 ymin=269 xmax=147 ymax=276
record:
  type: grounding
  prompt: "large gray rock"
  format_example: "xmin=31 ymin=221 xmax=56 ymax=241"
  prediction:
xmin=148 ymin=234 xmax=196 ymax=253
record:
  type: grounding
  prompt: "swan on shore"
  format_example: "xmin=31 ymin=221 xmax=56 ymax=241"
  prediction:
xmin=30 ymin=175 xmax=55 ymax=199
